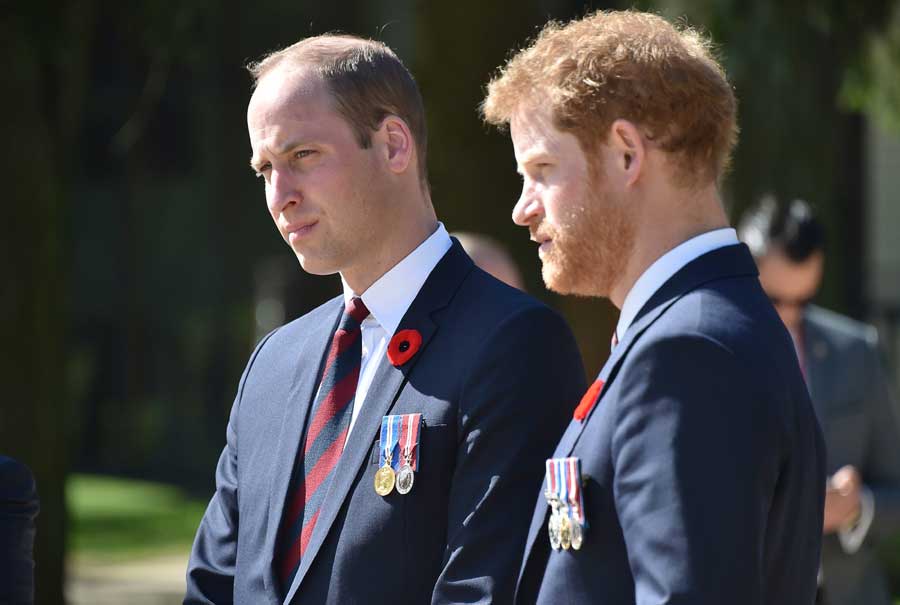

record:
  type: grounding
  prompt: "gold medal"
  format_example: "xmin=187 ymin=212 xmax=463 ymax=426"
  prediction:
xmin=376 ymin=416 xmax=400 ymax=497
xmin=374 ymin=462 xmax=395 ymax=496
xmin=396 ymin=463 xmax=415 ymax=494
xmin=558 ymin=506 xmax=572 ymax=551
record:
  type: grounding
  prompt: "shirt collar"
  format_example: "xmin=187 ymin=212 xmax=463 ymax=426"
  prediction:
xmin=616 ymin=228 xmax=739 ymax=340
xmin=341 ymin=222 xmax=452 ymax=336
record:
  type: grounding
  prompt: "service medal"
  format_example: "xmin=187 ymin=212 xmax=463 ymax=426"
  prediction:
xmin=396 ymin=463 xmax=415 ymax=494
xmin=394 ymin=413 xmax=421 ymax=495
xmin=375 ymin=414 xmax=402 ymax=496
xmin=546 ymin=497 xmax=562 ymax=551
xmin=374 ymin=463 xmax=395 ymax=496
xmin=570 ymin=514 xmax=583 ymax=550
xmin=544 ymin=460 xmax=563 ymax=550
xmin=558 ymin=510 xmax=572 ymax=550
xmin=565 ymin=457 xmax=587 ymax=550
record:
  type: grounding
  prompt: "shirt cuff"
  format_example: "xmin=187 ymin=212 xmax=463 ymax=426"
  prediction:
xmin=838 ymin=486 xmax=875 ymax=554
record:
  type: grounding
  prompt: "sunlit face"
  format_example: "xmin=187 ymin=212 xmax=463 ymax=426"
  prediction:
xmin=757 ymin=250 xmax=824 ymax=331
xmin=510 ymin=104 xmax=634 ymax=296
xmin=248 ymin=68 xmax=387 ymax=277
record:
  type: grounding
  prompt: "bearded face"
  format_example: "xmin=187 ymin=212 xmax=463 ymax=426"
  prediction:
xmin=511 ymin=107 xmax=635 ymax=298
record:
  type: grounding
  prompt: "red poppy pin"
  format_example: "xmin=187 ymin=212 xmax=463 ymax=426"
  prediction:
xmin=388 ymin=329 xmax=422 ymax=367
xmin=573 ymin=379 xmax=604 ymax=422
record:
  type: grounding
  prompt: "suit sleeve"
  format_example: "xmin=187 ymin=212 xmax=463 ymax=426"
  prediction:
xmin=0 ymin=457 xmax=38 ymax=605
xmin=861 ymin=328 xmax=900 ymax=540
xmin=430 ymin=305 xmax=586 ymax=605
xmin=610 ymin=334 xmax=808 ymax=605
xmin=185 ymin=330 xmax=276 ymax=604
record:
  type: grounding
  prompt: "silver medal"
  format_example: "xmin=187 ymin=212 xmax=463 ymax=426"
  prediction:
xmin=396 ymin=463 xmax=415 ymax=495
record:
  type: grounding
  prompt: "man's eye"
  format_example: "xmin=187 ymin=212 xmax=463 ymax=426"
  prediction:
xmin=255 ymin=163 xmax=271 ymax=178
xmin=295 ymin=150 xmax=316 ymax=159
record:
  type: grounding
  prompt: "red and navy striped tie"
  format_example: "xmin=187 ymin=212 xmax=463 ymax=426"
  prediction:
xmin=275 ymin=297 xmax=370 ymax=592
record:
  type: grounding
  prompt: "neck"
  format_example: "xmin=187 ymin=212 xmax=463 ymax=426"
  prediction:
xmin=609 ymin=183 xmax=728 ymax=309
xmin=342 ymin=196 xmax=438 ymax=295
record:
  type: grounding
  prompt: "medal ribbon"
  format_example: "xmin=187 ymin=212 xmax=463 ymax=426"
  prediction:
xmin=545 ymin=459 xmax=557 ymax=497
xmin=379 ymin=415 xmax=403 ymax=469
xmin=567 ymin=458 xmax=583 ymax=524
xmin=556 ymin=459 xmax=568 ymax=516
xmin=399 ymin=413 xmax=422 ymax=471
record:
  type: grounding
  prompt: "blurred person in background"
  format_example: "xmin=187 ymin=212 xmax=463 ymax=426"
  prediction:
xmin=185 ymin=34 xmax=585 ymax=604
xmin=452 ymin=231 xmax=524 ymax=290
xmin=0 ymin=455 xmax=38 ymax=604
xmin=740 ymin=197 xmax=900 ymax=605
xmin=484 ymin=9 xmax=825 ymax=605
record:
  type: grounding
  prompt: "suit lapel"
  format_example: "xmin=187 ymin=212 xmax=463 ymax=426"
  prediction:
xmin=261 ymin=298 xmax=343 ymax=595
xmin=562 ymin=243 xmax=759 ymax=455
xmin=284 ymin=241 xmax=475 ymax=603
xmin=517 ymin=243 xmax=759 ymax=595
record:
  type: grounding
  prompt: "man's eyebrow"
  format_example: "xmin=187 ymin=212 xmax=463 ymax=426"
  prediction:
xmin=248 ymin=139 xmax=308 ymax=170
xmin=516 ymin=149 xmax=551 ymax=172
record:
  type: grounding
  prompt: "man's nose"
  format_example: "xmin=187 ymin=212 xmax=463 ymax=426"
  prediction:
xmin=268 ymin=169 xmax=300 ymax=214
xmin=512 ymin=185 xmax=542 ymax=227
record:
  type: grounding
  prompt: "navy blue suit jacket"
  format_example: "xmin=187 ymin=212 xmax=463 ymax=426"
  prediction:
xmin=0 ymin=455 xmax=38 ymax=604
xmin=516 ymin=244 xmax=826 ymax=605
xmin=185 ymin=241 xmax=586 ymax=604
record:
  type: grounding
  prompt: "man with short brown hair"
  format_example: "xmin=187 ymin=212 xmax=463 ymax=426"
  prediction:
xmin=484 ymin=10 xmax=825 ymax=604
xmin=185 ymin=34 xmax=585 ymax=604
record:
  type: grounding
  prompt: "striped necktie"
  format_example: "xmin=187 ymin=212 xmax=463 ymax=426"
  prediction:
xmin=275 ymin=297 xmax=370 ymax=592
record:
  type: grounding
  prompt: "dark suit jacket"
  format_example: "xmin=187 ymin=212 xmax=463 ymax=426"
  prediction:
xmin=804 ymin=306 xmax=900 ymax=605
xmin=0 ymin=455 xmax=38 ymax=604
xmin=516 ymin=244 xmax=826 ymax=605
xmin=185 ymin=241 xmax=586 ymax=604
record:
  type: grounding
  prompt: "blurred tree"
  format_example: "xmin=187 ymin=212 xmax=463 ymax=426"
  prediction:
xmin=648 ymin=0 xmax=900 ymax=317
xmin=416 ymin=0 xmax=622 ymax=376
xmin=1 ymin=2 xmax=95 ymax=602
xmin=842 ymin=2 xmax=900 ymax=132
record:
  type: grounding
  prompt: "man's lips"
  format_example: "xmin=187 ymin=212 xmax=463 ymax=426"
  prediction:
xmin=530 ymin=232 xmax=552 ymax=251
xmin=286 ymin=220 xmax=318 ymax=243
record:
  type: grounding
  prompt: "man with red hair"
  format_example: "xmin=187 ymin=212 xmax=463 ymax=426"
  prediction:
xmin=484 ymin=10 xmax=825 ymax=604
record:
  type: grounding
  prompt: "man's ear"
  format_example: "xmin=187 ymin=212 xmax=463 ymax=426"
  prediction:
xmin=607 ymin=119 xmax=645 ymax=188
xmin=376 ymin=115 xmax=413 ymax=175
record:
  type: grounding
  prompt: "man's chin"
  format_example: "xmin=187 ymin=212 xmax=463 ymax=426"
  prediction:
xmin=541 ymin=262 xmax=600 ymax=297
xmin=295 ymin=253 xmax=340 ymax=277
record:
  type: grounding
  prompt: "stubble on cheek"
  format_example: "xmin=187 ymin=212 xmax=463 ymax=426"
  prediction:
xmin=540 ymin=187 xmax=634 ymax=299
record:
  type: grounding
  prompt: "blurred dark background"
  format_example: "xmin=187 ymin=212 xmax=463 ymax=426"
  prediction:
xmin=3 ymin=0 xmax=900 ymax=602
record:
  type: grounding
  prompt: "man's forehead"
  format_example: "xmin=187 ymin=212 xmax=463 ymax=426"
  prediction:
xmin=247 ymin=68 xmax=336 ymax=145
xmin=510 ymin=105 xmax=576 ymax=161
xmin=248 ymin=68 xmax=327 ymax=121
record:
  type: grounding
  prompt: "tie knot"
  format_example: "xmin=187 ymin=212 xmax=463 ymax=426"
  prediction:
xmin=346 ymin=297 xmax=370 ymax=324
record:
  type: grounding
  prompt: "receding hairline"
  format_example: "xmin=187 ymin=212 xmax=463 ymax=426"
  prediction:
xmin=248 ymin=34 xmax=396 ymax=85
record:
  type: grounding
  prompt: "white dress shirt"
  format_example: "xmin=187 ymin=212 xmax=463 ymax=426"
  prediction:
xmin=339 ymin=223 xmax=452 ymax=443
xmin=615 ymin=228 xmax=740 ymax=342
